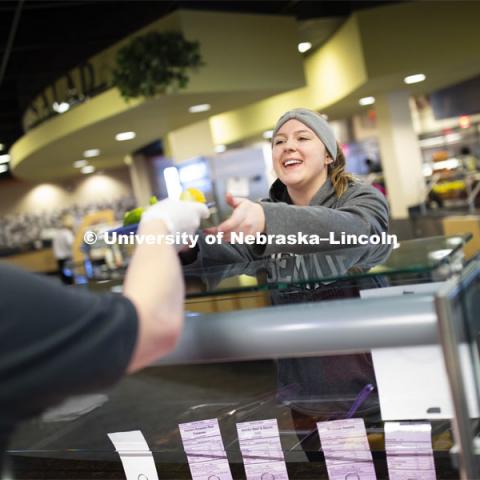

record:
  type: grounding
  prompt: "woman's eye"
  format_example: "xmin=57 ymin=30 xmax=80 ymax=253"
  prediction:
xmin=274 ymin=139 xmax=284 ymax=145
xmin=298 ymin=136 xmax=309 ymax=141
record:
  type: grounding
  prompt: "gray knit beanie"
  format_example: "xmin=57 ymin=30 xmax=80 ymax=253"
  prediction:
xmin=272 ymin=108 xmax=337 ymax=159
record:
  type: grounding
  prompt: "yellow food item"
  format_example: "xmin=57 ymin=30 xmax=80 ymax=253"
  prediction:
xmin=149 ymin=195 xmax=158 ymax=205
xmin=432 ymin=181 xmax=466 ymax=194
xmin=179 ymin=187 xmax=207 ymax=203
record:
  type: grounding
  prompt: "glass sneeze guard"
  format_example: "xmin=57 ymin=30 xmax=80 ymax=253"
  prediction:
xmin=183 ymin=234 xmax=471 ymax=299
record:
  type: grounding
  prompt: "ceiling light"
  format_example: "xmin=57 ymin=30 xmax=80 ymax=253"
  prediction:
xmin=359 ymin=96 xmax=375 ymax=106
xmin=214 ymin=144 xmax=226 ymax=153
xmin=115 ymin=131 xmax=136 ymax=141
xmin=83 ymin=148 xmax=100 ymax=158
xmin=298 ymin=42 xmax=312 ymax=53
xmin=404 ymin=73 xmax=426 ymax=84
xmin=0 ymin=165 xmax=8 ymax=174
xmin=52 ymin=101 xmax=70 ymax=113
xmin=0 ymin=143 xmax=4 ymax=151
xmin=263 ymin=130 xmax=274 ymax=140
xmin=73 ymin=159 xmax=88 ymax=168
xmin=188 ymin=104 xmax=211 ymax=113
xmin=81 ymin=165 xmax=95 ymax=174
xmin=0 ymin=154 xmax=10 ymax=164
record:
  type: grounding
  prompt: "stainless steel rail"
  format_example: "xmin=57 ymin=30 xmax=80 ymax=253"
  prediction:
xmin=436 ymin=260 xmax=480 ymax=479
xmin=156 ymin=294 xmax=438 ymax=365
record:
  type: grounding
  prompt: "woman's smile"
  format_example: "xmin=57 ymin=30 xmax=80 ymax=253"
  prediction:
xmin=282 ymin=158 xmax=304 ymax=169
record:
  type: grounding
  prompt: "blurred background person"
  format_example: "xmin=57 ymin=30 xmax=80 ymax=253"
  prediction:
xmin=364 ymin=157 xmax=386 ymax=196
xmin=459 ymin=146 xmax=479 ymax=172
xmin=52 ymin=214 xmax=75 ymax=284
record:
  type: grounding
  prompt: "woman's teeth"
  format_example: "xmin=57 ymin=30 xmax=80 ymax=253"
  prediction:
xmin=283 ymin=159 xmax=302 ymax=167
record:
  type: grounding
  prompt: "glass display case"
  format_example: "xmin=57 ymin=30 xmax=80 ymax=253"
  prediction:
xmin=5 ymin=235 xmax=479 ymax=480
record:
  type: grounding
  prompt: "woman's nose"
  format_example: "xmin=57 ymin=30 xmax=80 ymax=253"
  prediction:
xmin=283 ymin=139 xmax=296 ymax=151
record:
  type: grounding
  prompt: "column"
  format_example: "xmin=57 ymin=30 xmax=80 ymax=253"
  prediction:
xmin=165 ymin=119 xmax=216 ymax=163
xmin=375 ymin=90 xmax=426 ymax=219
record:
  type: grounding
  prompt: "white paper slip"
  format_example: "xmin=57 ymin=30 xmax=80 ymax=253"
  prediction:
xmin=236 ymin=419 xmax=289 ymax=480
xmin=108 ymin=430 xmax=159 ymax=480
xmin=385 ymin=422 xmax=437 ymax=480
xmin=371 ymin=344 xmax=479 ymax=420
xmin=359 ymin=282 xmax=445 ymax=298
xmin=317 ymin=418 xmax=376 ymax=480
xmin=179 ymin=418 xmax=233 ymax=480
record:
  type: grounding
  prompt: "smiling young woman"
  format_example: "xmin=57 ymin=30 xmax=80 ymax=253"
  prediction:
xmin=181 ymin=109 xmax=392 ymax=467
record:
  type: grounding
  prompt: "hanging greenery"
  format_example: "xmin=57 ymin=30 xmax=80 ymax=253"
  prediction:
xmin=112 ymin=31 xmax=204 ymax=100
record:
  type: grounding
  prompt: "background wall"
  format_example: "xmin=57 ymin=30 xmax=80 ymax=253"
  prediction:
xmin=0 ymin=167 xmax=133 ymax=216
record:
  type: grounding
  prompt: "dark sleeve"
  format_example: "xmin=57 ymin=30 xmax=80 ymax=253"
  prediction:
xmin=0 ymin=264 xmax=138 ymax=421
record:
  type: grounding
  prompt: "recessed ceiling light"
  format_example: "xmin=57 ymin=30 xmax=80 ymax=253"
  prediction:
xmin=52 ymin=101 xmax=70 ymax=113
xmin=188 ymin=104 xmax=211 ymax=113
xmin=298 ymin=42 xmax=312 ymax=53
xmin=214 ymin=145 xmax=226 ymax=153
xmin=73 ymin=159 xmax=88 ymax=168
xmin=115 ymin=131 xmax=136 ymax=141
xmin=404 ymin=73 xmax=426 ymax=84
xmin=359 ymin=96 xmax=375 ymax=106
xmin=81 ymin=165 xmax=95 ymax=174
xmin=83 ymin=148 xmax=100 ymax=158
xmin=0 ymin=154 xmax=10 ymax=164
xmin=263 ymin=130 xmax=274 ymax=140
xmin=0 ymin=165 xmax=8 ymax=174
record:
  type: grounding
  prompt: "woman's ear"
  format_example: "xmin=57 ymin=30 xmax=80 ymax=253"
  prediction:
xmin=325 ymin=154 xmax=334 ymax=165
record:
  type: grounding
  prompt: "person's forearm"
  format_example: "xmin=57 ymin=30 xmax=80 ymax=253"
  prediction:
xmin=123 ymin=220 xmax=184 ymax=372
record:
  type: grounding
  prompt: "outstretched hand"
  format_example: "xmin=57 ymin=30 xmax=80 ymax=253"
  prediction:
xmin=205 ymin=193 xmax=265 ymax=242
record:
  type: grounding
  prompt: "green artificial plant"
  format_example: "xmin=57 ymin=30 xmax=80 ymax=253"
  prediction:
xmin=112 ymin=31 xmax=204 ymax=100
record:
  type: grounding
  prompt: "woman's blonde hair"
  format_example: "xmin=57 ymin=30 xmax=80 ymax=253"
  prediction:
xmin=328 ymin=142 xmax=355 ymax=198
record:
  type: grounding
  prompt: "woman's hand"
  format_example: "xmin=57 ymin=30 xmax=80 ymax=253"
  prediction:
xmin=206 ymin=193 xmax=265 ymax=241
